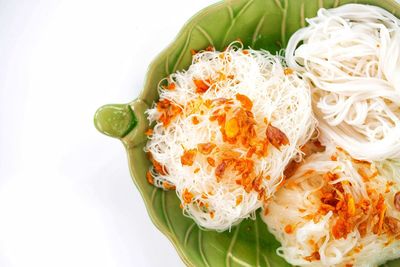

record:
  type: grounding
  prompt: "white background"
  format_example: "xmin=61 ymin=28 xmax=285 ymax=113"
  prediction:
xmin=0 ymin=0 xmax=217 ymax=266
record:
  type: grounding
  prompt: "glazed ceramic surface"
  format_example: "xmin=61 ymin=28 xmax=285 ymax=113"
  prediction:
xmin=94 ymin=0 xmax=400 ymax=266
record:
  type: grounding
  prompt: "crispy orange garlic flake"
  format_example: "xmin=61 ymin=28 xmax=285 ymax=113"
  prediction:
xmin=144 ymin=128 xmax=153 ymax=136
xmin=192 ymin=116 xmax=200 ymax=125
xmin=332 ymin=217 xmax=352 ymax=239
xmin=163 ymin=181 xmax=176 ymax=190
xmin=148 ymin=152 xmax=167 ymax=175
xmin=181 ymin=149 xmax=197 ymax=166
xmin=235 ymin=93 xmax=253 ymax=110
xmin=283 ymin=68 xmax=294 ymax=75
xmin=193 ymin=79 xmax=210 ymax=94
xmin=236 ymin=195 xmax=243 ymax=206
xmin=284 ymin=224 xmax=294 ymax=234
xmin=182 ymin=189 xmax=194 ymax=204
xmin=266 ymin=124 xmax=289 ymax=149
xmin=304 ymin=252 xmax=320 ymax=262
xmin=225 ymin=118 xmax=240 ymax=138
xmin=394 ymin=192 xmax=400 ymax=211
xmin=346 ymin=194 xmax=356 ymax=216
xmin=156 ymin=99 xmax=182 ymax=126
xmin=207 ymin=157 xmax=216 ymax=167
xmin=197 ymin=143 xmax=216 ymax=155
xmin=205 ymin=45 xmax=214 ymax=52
xmin=167 ymin=82 xmax=176 ymax=90
xmin=146 ymin=170 xmax=154 ymax=185
xmin=215 ymin=161 xmax=227 ymax=181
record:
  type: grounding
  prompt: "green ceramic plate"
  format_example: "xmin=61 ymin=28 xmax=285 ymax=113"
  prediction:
xmin=94 ymin=0 xmax=400 ymax=266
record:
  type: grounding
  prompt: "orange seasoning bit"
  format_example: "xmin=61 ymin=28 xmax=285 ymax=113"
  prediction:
xmin=182 ymin=188 xmax=194 ymax=204
xmin=190 ymin=49 xmax=197 ymax=55
xmin=148 ymin=153 xmax=167 ymax=175
xmin=383 ymin=181 xmax=393 ymax=196
xmin=207 ymin=157 xmax=216 ymax=167
xmin=197 ymin=143 xmax=216 ymax=155
xmin=194 ymin=168 xmax=200 ymax=174
xmin=375 ymin=196 xmax=386 ymax=235
xmin=324 ymin=172 xmax=339 ymax=182
xmin=192 ymin=116 xmax=200 ymax=125
xmin=163 ymin=181 xmax=176 ymax=190
xmin=205 ymin=45 xmax=215 ymax=52
xmin=352 ymin=158 xmax=371 ymax=165
xmin=246 ymin=147 xmax=256 ymax=158
xmin=384 ymin=216 xmax=400 ymax=235
xmin=204 ymin=99 xmax=213 ymax=108
xmin=193 ymin=79 xmax=210 ymax=94
xmin=167 ymin=82 xmax=176 ymax=90
xmin=357 ymin=221 xmax=368 ymax=237
xmin=225 ymin=118 xmax=240 ymax=138
xmin=210 ymin=211 xmax=215 ymax=219
xmin=284 ymin=224 xmax=294 ymax=234
xmin=304 ymin=252 xmax=320 ymax=262
xmin=283 ymin=68 xmax=294 ymax=75
xmin=332 ymin=217 xmax=351 ymax=239
xmin=156 ymin=99 xmax=182 ymax=127
xmin=146 ymin=170 xmax=154 ymax=185
xmin=144 ymin=128 xmax=153 ymax=136
xmin=181 ymin=149 xmax=197 ymax=166
xmin=215 ymin=161 xmax=227 ymax=181
xmin=266 ymin=124 xmax=289 ymax=149
xmin=346 ymin=194 xmax=356 ymax=216
xmin=394 ymin=192 xmax=400 ymax=211
xmin=236 ymin=93 xmax=253 ymax=110
xmin=357 ymin=168 xmax=370 ymax=181
xmin=236 ymin=195 xmax=243 ymax=206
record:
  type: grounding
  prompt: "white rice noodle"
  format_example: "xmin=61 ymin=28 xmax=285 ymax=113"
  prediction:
xmin=262 ymin=146 xmax=400 ymax=267
xmin=286 ymin=4 xmax=400 ymax=161
xmin=145 ymin=43 xmax=315 ymax=231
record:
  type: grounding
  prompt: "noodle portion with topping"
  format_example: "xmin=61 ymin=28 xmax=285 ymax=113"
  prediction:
xmin=262 ymin=146 xmax=400 ymax=267
xmin=285 ymin=4 xmax=400 ymax=161
xmin=145 ymin=43 xmax=315 ymax=230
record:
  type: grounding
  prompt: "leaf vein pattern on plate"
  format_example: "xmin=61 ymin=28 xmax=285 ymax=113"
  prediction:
xmin=151 ymin=187 xmax=158 ymax=205
xmin=280 ymin=0 xmax=288 ymax=46
xmin=300 ymin=0 xmax=305 ymax=27
xmin=221 ymin=0 xmax=255 ymax=47
xmin=165 ymin=55 xmax=170 ymax=76
xmin=225 ymin=225 xmax=240 ymax=267
xmin=195 ymin=25 xmax=215 ymax=47
xmin=255 ymin=219 xmax=261 ymax=267
xmin=227 ymin=4 xmax=234 ymax=20
xmin=333 ymin=0 xmax=340 ymax=8
xmin=263 ymin=254 xmax=272 ymax=267
xmin=230 ymin=255 xmax=253 ymax=267
xmin=184 ymin=222 xmax=196 ymax=247
xmin=161 ymin=191 xmax=174 ymax=235
xmin=198 ymin=230 xmax=211 ymax=267
xmin=172 ymin=30 xmax=193 ymax=73
xmin=252 ymin=15 xmax=266 ymax=47
xmin=273 ymin=0 xmax=283 ymax=10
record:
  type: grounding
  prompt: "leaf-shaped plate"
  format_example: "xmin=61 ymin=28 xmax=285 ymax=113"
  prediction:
xmin=94 ymin=0 xmax=400 ymax=266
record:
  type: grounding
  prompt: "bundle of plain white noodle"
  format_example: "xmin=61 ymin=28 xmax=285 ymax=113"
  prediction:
xmin=145 ymin=43 xmax=315 ymax=231
xmin=262 ymin=146 xmax=400 ymax=267
xmin=286 ymin=4 xmax=400 ymax=161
